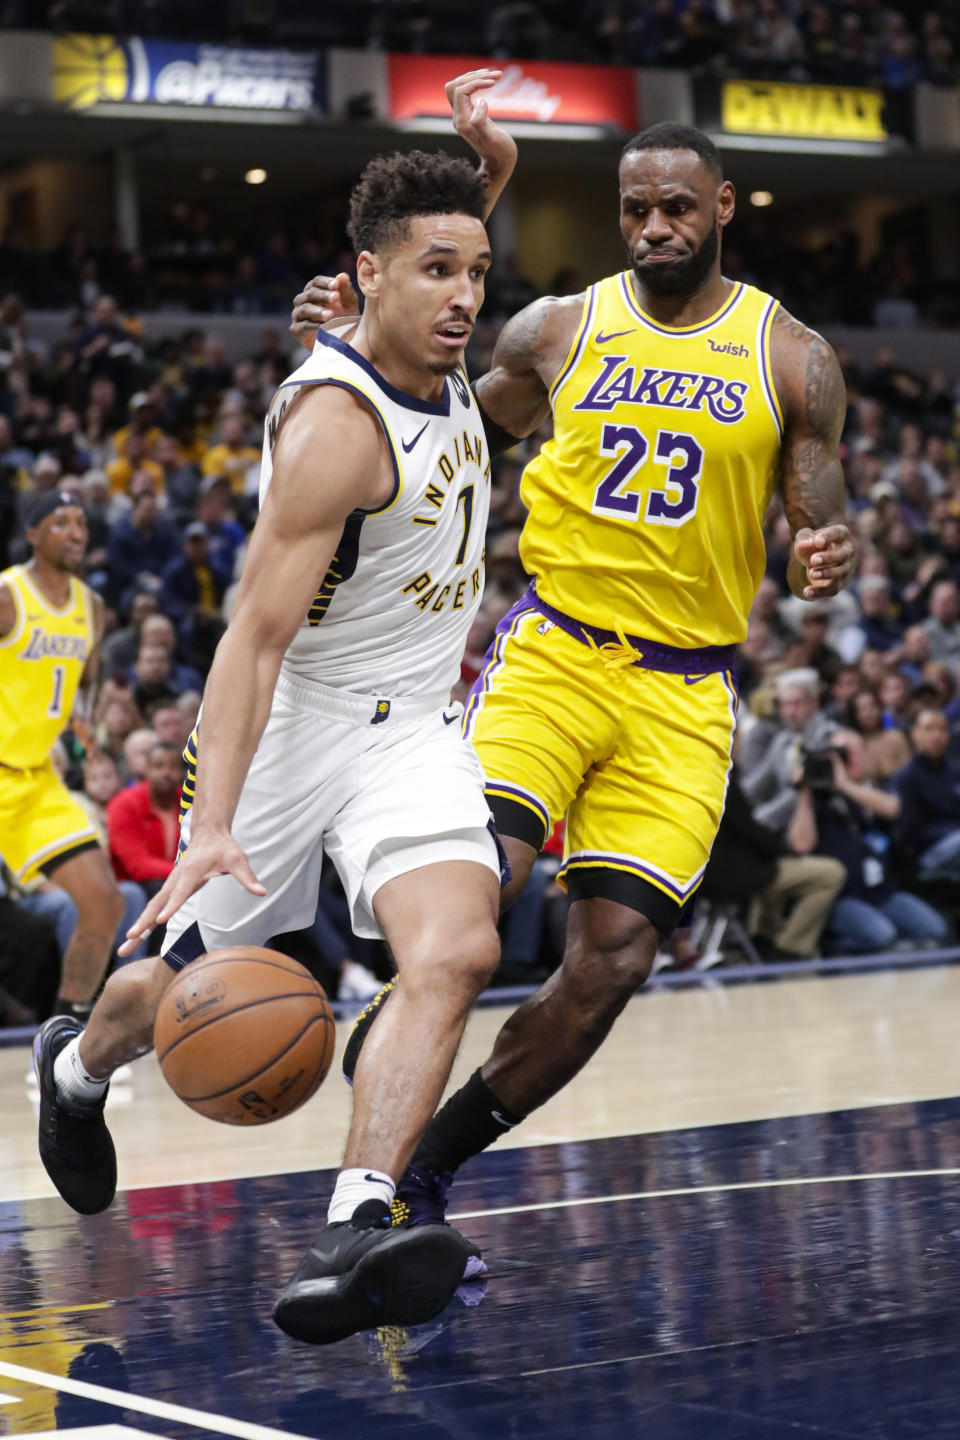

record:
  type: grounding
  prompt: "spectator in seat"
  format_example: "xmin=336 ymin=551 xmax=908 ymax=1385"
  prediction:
xmin=145 ymin=698 xmax=189 ymax=751
xmin=836 ymin=575 xmax=903 ymax=662
xmin=105 ymin=433 xmax=163 ymax=498
xmin=106 ymin=486 xmax=181 ymax=611
xmin=162 ymin=522 xmax=229 ymax=669
xmin=847 ymin=688 xmax=911 ymax=781
xmin=201 ymin=414 xmax=260 ymax=496
xmin=893 ymin=708 xmax=960 ymax=882
xmin=195 ymin=473 xmax=247 ymax=579
xmin=880 ymin=670 xmax=913 ymax=730
xmin=922 ymin=579 xmax=960 ymax=671
xmin=739 ymin=668 xmax=836 ymax=834
xmin=100 ymin=588 xmax=158 ymax=677
xmin=130 ymin=642 xmax=182 ymax=714
xmin=125 ymin=613 xmax=204 ymax=693
xmin=154 ymin=431 xmax=200 ymax=522
xmin=810 ymin=730 xmax=948 ymax=953
xmin=95 ymin=689 xmax=143 ymax=765
xmin=106 ymin=740 xmax=184 ymax=895
xmin=121 ymin=726 xmax=158 ymax=784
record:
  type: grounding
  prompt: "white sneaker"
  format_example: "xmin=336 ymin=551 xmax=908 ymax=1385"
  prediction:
xmin=338 ymin=962 xmax=385 ymax=1002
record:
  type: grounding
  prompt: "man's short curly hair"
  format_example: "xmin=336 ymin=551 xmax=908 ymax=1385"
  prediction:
xmin=347 ymin=149 xmax=487 ymax=255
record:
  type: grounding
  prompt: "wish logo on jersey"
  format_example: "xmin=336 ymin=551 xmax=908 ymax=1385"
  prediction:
xmin=573 ymin=356 xmax=749 ymax=424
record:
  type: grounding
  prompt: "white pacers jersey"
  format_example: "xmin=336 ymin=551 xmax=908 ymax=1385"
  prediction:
xmin=260 ymin=327 xmax=490 ymax=697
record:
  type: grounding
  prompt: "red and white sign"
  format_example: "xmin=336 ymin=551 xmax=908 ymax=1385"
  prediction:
xmin=388 ymin=54 xmax=638 ymax=130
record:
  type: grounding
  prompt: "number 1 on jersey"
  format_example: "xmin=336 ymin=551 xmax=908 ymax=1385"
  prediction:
xmin=48 ymin=664 xmax=65 ymax=718
xmin=454 ymin=484 xmax=475 ymax=565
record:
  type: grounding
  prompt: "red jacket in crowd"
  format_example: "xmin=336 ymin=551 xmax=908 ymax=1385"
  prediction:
xmin=106 ymin=780 xmax=182 ymax=883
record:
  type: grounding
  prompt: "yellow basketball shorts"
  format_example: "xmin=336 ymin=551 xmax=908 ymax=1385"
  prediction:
xmin=0 ymin=760 xmax=100 ymax=882
xmin=463 ymin=593 xmax=738 ymax=932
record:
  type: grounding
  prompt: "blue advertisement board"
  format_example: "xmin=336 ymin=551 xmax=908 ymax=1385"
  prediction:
xmin=53 ymin=34 xmax=326 ymax=113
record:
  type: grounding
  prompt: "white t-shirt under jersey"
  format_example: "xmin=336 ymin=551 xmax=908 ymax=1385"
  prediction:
xmin=260 ymin=327 xmax=491 ymax=698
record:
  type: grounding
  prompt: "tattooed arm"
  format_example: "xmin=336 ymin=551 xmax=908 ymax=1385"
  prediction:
xmin=770 ymin=307 xmax=855 ymax=601
xmin=474 ymin=292 xmax=584 ymax=439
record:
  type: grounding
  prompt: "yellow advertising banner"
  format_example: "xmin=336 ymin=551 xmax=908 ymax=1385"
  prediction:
xmin=721 ymin=80 xmax=888 ymax=142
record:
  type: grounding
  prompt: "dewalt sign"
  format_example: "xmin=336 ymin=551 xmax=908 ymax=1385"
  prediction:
xmin=720 ymin=80 xmax=887 ymax=142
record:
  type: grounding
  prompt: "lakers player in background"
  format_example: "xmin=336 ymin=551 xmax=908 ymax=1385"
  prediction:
xmin=295 ymin=122 xmax=856 ymax=1230
xmin=0 ymin=492 xmax=124 ymax=1019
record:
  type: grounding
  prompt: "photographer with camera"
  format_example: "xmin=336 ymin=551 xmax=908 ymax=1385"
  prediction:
xmin=797 ymin=730 xmax=949 ymax=953
xmin=740 ymin=669 xmax=837 ymax=834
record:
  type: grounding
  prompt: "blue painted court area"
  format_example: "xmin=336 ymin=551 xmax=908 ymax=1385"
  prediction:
xmin=2 ymin=1098 xmax=960 ymax=1439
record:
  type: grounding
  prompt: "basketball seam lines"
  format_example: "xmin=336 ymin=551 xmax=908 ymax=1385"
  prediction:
xmin=169 ymin=1013 xmax=332 ymax=1102
xmin=156 ymin=991 xmax=329 ymax=1064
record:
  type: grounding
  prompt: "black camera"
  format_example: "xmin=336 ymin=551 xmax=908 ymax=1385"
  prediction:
xmin=800 ymin=743 xmax=850 ymax=790
xmin=801 ymin=748 xmax=835 ymax=790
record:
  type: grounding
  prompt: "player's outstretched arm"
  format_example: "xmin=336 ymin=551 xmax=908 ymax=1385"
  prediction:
xmin=445 ymin=69 xmax=517 ymax=219
xmin=118 ymin=387 xmax=388 ymax=953
xmin=771 ymin=307 xmax=855 ymax=600
xmin=289 ymin=70 xmax=516 ymax=354
xmin=474 ymin=292 xmax=582 ymax=440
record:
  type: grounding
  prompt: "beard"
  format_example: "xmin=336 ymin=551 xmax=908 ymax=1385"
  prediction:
xmin=428 ymin=358 xmax=461 ymax=377
xmin=631 ymin=222 xmax=720 ymax=297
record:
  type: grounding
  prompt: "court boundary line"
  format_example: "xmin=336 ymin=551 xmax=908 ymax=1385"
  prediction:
xmin=449 ymin=1165 xmax=960 ymax=1220
xmin=0 ymin=1360 xmax=317 ymax=1440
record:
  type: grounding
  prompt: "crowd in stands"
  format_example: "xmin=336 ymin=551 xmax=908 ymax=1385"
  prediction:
xmin=0 ymin=200 xmax=948 ymax=334
xmin=3 ymin=258 xmax=960 ymax=1022
xmin=8 ymin=1 xmax=958 ymax=88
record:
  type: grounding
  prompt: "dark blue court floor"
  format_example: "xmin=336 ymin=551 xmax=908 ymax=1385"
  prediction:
xmin=3 ymin=1098 xmax=960 ymax=1439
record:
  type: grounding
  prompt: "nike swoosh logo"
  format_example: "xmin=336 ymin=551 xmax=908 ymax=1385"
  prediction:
xmin=491 ymin=1110 xmax=517 ymax=1128
xmin=595 ymin=328 xmax=635 ymax=344
xmin=442 ymin=710 xmax=460 ymax=725
xmin=684 ymin=673 xmax=712 ymax=685
xmin=363 ymin=1173 xmax=391 ymax=1185
xmin=402 ymin=422 xmax=429 ymax=452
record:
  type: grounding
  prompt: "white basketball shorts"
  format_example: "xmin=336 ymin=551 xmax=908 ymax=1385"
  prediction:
xmin=162 ymin=668 xmax=499 ymax=968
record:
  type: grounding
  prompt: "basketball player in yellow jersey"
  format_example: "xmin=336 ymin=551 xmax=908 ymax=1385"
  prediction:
xmin=0 ymin=492 xmax=124 ymax=1019
xmin=293 ymin=121 xmax=855 ymax=1235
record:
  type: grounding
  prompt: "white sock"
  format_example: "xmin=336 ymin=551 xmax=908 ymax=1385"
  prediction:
xmin=327 ymin=1167 xmax=396 ymax=1224
xmin=53 ymin=1036 xmax=109 ymax=1108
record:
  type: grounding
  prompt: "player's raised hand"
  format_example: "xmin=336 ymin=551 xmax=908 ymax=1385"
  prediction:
xmin=445 ymin=69 xmax=518 ymax=217
xmin=289 ymin=273 xmax=360 ymax=351
xmin=793 ymin=524 xmax=857 ymax=600
xmin=117 ymin=830 xmax=266 ymax=957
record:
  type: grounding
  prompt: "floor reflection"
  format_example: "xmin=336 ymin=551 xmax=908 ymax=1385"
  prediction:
xmin=2 ymin=1098 xmax=959 ymax=1438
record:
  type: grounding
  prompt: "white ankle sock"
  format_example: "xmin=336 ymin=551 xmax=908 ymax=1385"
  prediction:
xmin=327 ymin=1167 xmax=395 ymax=1223
xmin=53 ymin=1036 xmax=108 ymax=1108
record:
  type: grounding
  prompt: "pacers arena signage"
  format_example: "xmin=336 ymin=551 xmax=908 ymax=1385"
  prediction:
xmin=52 ymin=34 xmax=325 ymax=111
xmin=695 ymin=78 xmax=911 ymax=148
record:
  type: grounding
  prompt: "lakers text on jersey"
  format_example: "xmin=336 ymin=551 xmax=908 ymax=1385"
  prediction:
xmin=520 ymin=274 xmax=783 ymax=650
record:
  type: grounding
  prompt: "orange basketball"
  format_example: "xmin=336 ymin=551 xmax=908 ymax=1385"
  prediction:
xmin=153 ymin=947 xmax=335 ymax=1125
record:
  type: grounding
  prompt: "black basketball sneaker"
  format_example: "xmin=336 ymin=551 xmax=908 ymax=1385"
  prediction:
xmin=341 ymin=979 xmax=486 ymax=1277
xmin=273 ymin=1197 xmax=475 ymax=1345
xmin=33 ymin=1016 xmax=116 ymax=1214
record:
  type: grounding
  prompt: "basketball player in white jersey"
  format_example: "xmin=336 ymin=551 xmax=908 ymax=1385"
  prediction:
xmin=32 ymin=73 xmax=518 ymax=1345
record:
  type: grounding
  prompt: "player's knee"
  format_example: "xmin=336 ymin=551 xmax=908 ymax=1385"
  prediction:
xmin=564 ymin=913 xmax=660 ymax=1010
xmin=408 ymin=921 xmax=500 ymax=998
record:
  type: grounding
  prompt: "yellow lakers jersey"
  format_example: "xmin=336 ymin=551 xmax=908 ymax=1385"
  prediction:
xmin=0 ymin=564 xmax=94 ymax=768
xmin=520 ymin=274 xmax=783 ymax=648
